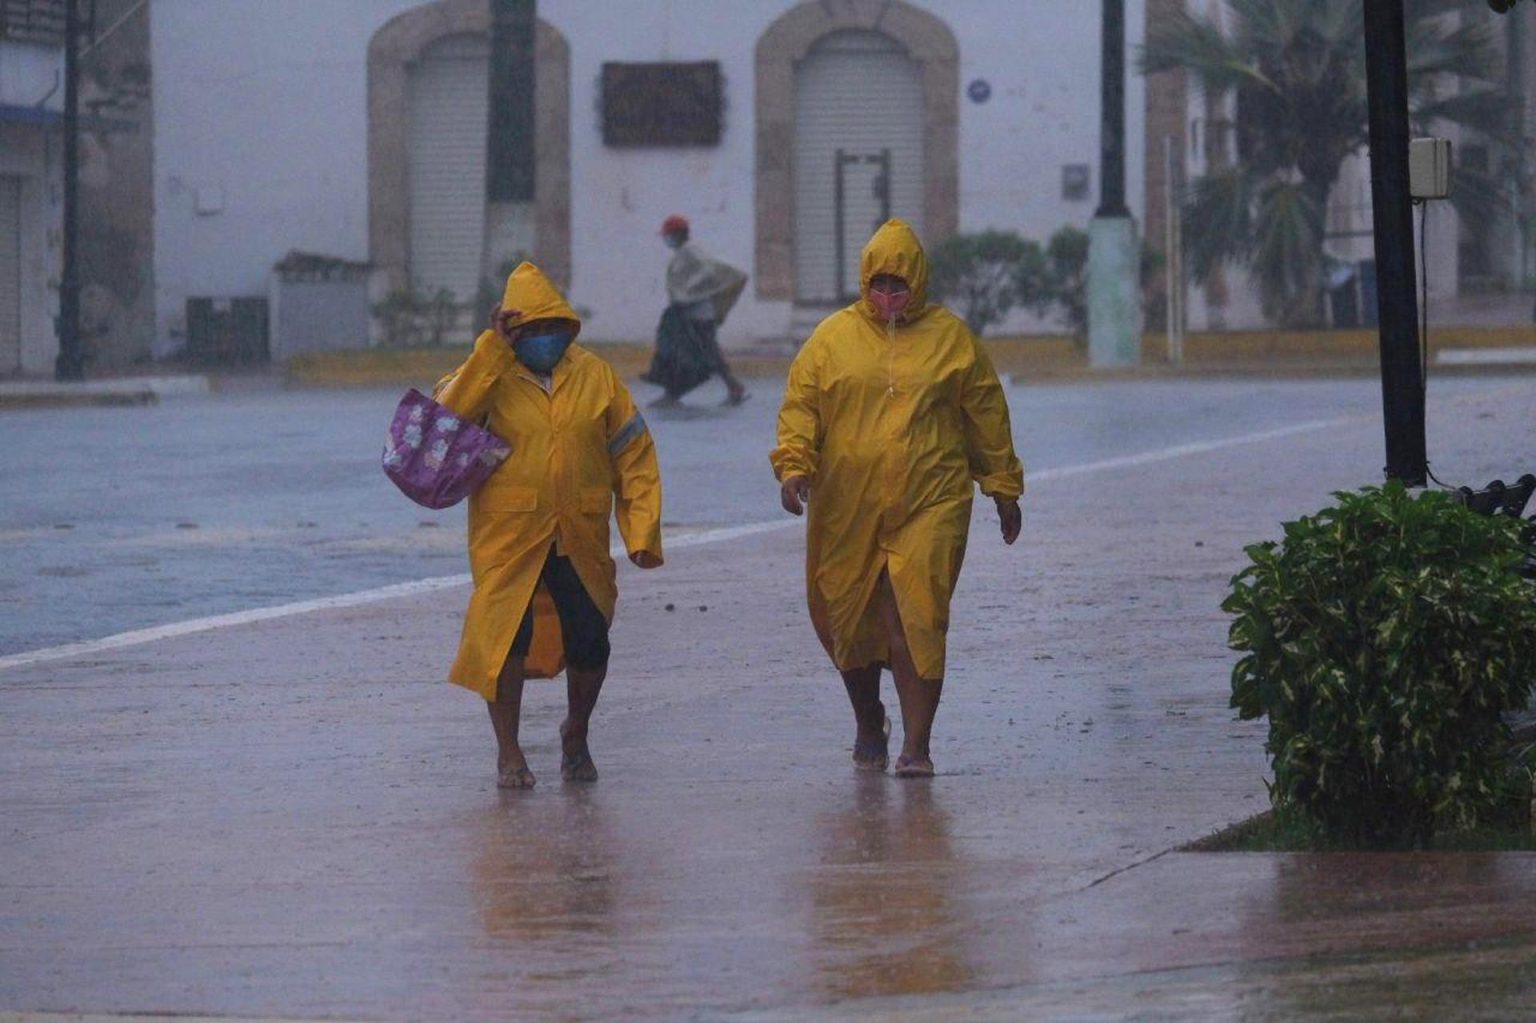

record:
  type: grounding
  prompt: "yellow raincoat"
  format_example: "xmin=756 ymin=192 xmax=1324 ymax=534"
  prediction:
xmin=436 ymin=262 xmax=663 ymax=699
xmin=770 ymin=219 xmax=1023 ymax=680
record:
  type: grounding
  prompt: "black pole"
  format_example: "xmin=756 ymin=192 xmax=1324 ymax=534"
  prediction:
xmin=1362 ymin=0 xmax=1426 ymax=484
xmin=1096 ymin=0 xmax=1129 ymax=219
xmin=55 ymin=0 xmax=84 ymax=381
xmin=488 ymin=0 xmax=536 ymax=203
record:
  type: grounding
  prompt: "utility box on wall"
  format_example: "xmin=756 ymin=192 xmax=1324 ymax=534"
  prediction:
xmin=269 ymin=251 xmax=371 ymax=362
xmin=185 ymin=296 xmax=269 ymax=366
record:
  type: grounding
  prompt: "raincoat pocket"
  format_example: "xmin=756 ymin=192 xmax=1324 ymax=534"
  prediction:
xmin=579 ymin=488 xmax=612 ymax=515
xmin=486 ymin=485 xmax=539 ymax=512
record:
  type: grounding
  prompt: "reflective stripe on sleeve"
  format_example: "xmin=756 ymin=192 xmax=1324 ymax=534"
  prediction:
xmin=608 ymin=411 xmax=648 ymax=457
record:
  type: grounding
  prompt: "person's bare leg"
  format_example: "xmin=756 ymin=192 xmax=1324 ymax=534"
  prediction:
xmin=720 ymin=362 xmax=748 ymax=405
xmin=875 ymin=571 xmax=942 ymax=777
xmin=489 ymin=654 xmax=534 ymax=788
xmin=560 ymin=664 xmax=606 ymax=782
xmin=841 ymin=664 xmax=889 ymax=770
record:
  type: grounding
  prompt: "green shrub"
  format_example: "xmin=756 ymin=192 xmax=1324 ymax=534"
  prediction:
xmin=928 ymin=231 xmax=1046 ymax=336
xmin=1224 ymin=482 xmax=1536 ymax=847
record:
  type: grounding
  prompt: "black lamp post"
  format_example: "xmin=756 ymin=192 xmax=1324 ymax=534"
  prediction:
xmin=1097 ymin=0 xmax=1129 ymax=220
xmin=55 ymin=0 xmax=85 ymax=381
xmin=1362 ymin=0 xmax=1426 ymax=485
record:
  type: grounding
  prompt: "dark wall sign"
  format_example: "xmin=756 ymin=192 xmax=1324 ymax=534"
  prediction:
xmin=602 ymin=61 xmax=723 ymax=147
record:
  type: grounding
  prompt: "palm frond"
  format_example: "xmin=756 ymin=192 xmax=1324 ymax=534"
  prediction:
xmin=1412 ymin=87 xmax=1522 ymax=140
xmin=1182 ymin=167 xmax=1259 ymax=283
xmin=1140 ymin=10 xmax=1273 ymax=97
xmin=1408 ymin=19 xmax=1501 ymax=85
xmin=1251 ymin=181 xmax=1326 ymax=324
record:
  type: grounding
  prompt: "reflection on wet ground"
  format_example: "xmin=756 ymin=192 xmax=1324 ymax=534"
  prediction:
xmin=806 ymin=778 xmax=973 ymax=1001
xmin=3 ymin=377 xmax=1536 ymax=1019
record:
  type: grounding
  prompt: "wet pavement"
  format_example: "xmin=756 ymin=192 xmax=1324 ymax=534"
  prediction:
xmin=0 ymin=374 xmax=1505 ymax=655
xmin=2 ymin=372 xmax=1535 ymax=1020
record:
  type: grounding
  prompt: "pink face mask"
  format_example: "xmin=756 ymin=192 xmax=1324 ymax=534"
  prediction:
xmin=868 ymin=287 xmax=911 ymax=322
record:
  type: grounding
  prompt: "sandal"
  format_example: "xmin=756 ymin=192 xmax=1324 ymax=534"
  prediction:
xmin=853 ymin=710 xmax=891 ymax=772
xmin=893 ymin=754 xmax=935 ymax=779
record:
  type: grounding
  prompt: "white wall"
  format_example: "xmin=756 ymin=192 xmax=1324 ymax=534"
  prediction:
xmin=550 ymin=0 xmax=1145 ymax=343
xmin=151 ymin=0 xmax=1144 ymax=350
xmin=546 ymin=0 xmax=772 ymax=343
xmin=956 ymin=0 xmax=1146 ymax=335
xmin=958 ymin=0 xmax=1146 ymax=238
xmin=150 ymin=0 xmax=423 ymax=356
xmin=1 ymin=40 xmax=64 ymax=376
xmin=0 ymin=39 xmax=63 ymax=109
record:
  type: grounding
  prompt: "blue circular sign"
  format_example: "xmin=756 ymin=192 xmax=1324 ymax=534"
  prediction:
xmin=967 ymin=79 xmax=992 ymax=104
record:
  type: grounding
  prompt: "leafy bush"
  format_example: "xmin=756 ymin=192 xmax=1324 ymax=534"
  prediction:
xmin=928 ymin=231 xmax=1046 ymax=336
xmin=1224 ymin=482 xmax=1536 ymax=847
xmin=372 ymin=287 xmax=460 ymax=348
xmin=1040 ymin=227 xmax=1089 ymax=339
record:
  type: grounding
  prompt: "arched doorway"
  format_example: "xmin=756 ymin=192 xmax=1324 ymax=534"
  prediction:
xmin=793 ymin=30 xmax=924 ymax=304
xmin=755 ymin=0 xmax=957 ymax=304
xmin=368 ymin=0 xmax=570 ymax=299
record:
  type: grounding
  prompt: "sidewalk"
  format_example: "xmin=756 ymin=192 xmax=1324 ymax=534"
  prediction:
xmin=0 ymin=374 xmax=211 ymax=409
xmin=1 ymin=381 xmax=1534 ymax=1020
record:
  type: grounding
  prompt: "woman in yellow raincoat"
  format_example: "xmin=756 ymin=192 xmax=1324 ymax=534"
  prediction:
xmin=436 ymin=262 xmax=663 ymax=789
xmin=771 ymin=220 xmax=1023 ymax=778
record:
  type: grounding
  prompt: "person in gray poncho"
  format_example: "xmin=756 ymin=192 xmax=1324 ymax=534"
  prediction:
xmin=642 ymin=214 xmax=749 ymax=408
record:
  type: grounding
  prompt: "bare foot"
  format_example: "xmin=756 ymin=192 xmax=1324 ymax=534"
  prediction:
xmin=559 ymin=719 xmax=599 ymax=783
xmin=497 ymin=764 xmax=537 ymax=789
xmin=893 ymin=754 xmax=934 ymax=779
xmin=852 ymin=708 xmax=890 ymax=772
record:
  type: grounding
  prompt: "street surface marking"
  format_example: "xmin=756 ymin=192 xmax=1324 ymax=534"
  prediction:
xmin=0 ymin=521 xmax=796 ymax=672
xmin=1027 ymin=418 xmax=1345 ymax=484
xmin=0 ymin=419 xmax=1347 ymax=673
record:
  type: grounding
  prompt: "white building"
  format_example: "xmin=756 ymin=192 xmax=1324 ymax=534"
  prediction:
xmin=143 ymin=0 xmax=1147 ymax=355
xmin=1148 ymin=0 xmax=1536 ymax=334
xmin=0 ymin=4 xmax=64 ymax=376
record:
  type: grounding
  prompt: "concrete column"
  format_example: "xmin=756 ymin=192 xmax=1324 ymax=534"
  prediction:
xmin=1089 ymin=217 xmax=1141 ymax=367
xmin=1089 ymin=0 xmax=1140 ymax=368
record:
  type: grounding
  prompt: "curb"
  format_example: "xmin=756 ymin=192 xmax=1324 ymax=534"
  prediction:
xmin=0 ymin=375 xmax=211 ymax=410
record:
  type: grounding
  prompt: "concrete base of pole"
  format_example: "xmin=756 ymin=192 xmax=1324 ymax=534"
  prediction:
xmin=1088 ymin=216 xmax=1142 ymax=368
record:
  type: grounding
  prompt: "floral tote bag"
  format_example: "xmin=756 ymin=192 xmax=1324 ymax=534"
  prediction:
xmin=381 ymin=389 xmax=511 ymax=509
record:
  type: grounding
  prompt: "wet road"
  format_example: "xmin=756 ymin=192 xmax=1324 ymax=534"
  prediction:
xmin=2 ymin=371 xmax=1535 ymax=1021
xmin=0 ymin=373 xmax=1506 ymax=656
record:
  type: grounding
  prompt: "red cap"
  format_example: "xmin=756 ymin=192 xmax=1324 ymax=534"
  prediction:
xmin=660 ymin=213 xmax=689 ymax=236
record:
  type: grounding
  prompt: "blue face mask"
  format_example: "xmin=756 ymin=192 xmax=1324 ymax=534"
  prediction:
xmin=513 ymin=331 xmax=573 ymax=374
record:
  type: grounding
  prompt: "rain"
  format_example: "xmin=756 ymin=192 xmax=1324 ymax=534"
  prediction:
xmin=2 ymin=1 xmax=1535 ymax=1019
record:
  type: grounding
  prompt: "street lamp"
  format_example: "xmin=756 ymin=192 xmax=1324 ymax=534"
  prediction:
xmin=1087 ymin=0 xmax=1141 ymax=368
xmin=54 ymin=0 xmax=86 ymax=381
xmin=1362 ymin=0 xmax=1427 ymax=484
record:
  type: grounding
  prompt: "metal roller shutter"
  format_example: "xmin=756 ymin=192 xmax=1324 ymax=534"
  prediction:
xmin=407 ymin=33 xmax=490 ymax=307
xmin=0 ymin=177 xmax=19 ymax=374
xmin=793 ymin=31 xmax=925 ymax=304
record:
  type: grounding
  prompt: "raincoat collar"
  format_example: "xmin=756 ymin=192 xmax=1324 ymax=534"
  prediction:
xmin=858 ymin=218 xmax=929 ymax=325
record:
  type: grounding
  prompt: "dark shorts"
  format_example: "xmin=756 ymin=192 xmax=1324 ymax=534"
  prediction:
xmin=509 ymin=548 xmax=611 ymax=670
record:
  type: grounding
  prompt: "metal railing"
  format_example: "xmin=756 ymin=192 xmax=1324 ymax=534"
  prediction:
xmin=0 ymin=0 xmax=66 ymax=46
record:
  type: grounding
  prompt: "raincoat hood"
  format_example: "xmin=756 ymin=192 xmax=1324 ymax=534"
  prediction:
xmin=501 ymin=261 xmax=582 ymax=340
xmin=859 ymin=218 xmax=929 ymax=323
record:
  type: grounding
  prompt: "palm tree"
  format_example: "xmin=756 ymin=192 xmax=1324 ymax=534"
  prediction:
xmin=1141 ymin=0 xmax=1516 ymax=327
